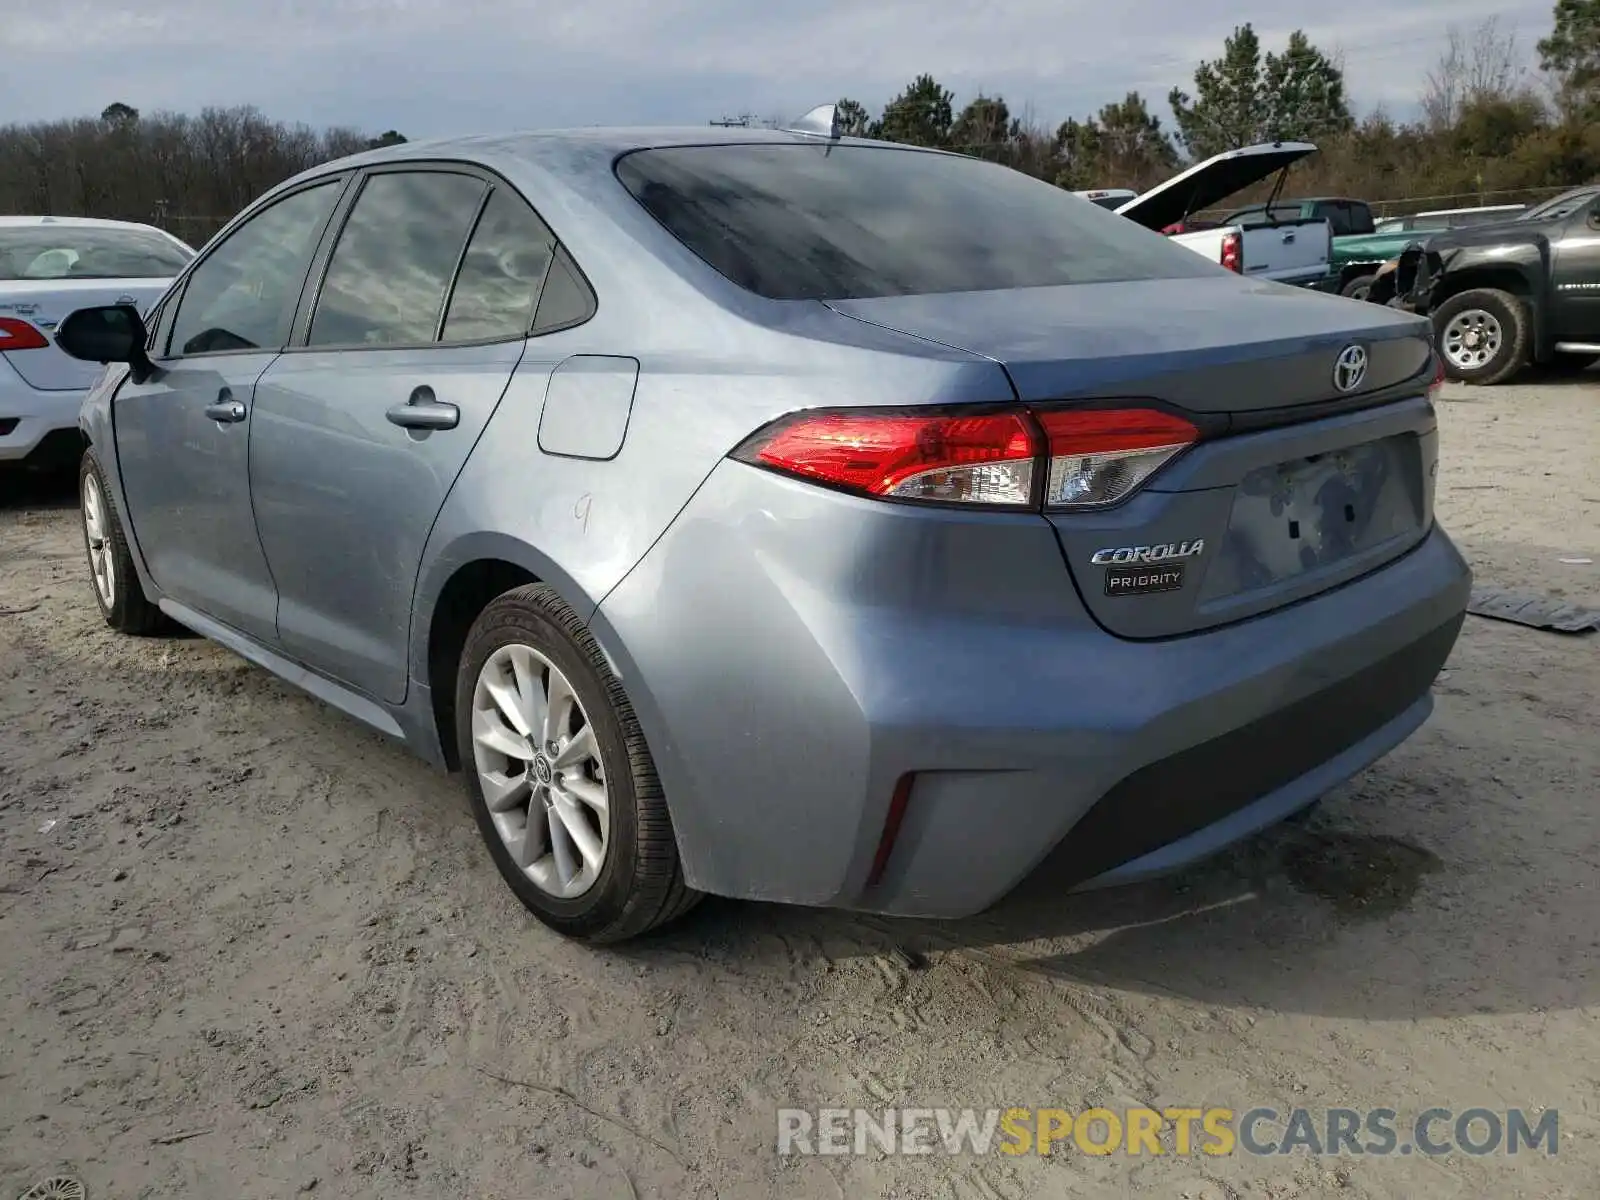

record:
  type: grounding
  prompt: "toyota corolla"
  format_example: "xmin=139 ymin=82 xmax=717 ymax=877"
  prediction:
xmin=56 ymin=113 xmax=1470 ymax=943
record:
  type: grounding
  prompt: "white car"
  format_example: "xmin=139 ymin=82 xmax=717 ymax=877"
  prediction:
xmin=1 ymin=216 xmax=194 ymax=469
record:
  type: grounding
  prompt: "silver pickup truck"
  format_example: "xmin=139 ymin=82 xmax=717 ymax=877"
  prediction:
xmin=1089 ymin=143 xmax=1333 ymax=288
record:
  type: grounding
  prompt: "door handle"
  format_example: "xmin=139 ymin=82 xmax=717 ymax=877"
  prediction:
xmin=204 ymin=394 xmax=247 ymax=423
xmin=1282 ymin=231 xmax=1297 ymax=243
xmin=386 ymin=385 xmax=459 ymax=431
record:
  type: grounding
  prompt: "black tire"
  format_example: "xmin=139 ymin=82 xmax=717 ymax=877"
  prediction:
xmin=79 ymin=450 xmax=166 ymax=635
xmin=454 ymin=583 xmax=700 ymax=943
xmin=1340 ymin=273 xmax=1377 ymax=301
xmin=1431 ymin=288 xmax=1531 ymax=386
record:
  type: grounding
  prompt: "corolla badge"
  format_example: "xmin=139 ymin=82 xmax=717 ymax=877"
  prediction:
xmin=1090 ymin=540 xmax=1205 ymax=566
xmin=1333 ymin=343 xmax=1368 ymax=392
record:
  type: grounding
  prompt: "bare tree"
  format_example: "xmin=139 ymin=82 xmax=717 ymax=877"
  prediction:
xmin=1423 ymin=17 xmax=1526 ymax=129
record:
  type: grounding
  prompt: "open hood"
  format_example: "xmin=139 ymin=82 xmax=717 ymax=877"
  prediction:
xmin=1115 ymin=142 xmax=1319 ymax=232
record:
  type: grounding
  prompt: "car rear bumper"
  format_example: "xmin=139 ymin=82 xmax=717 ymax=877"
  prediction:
xmin=0 ymin=363 xmax=85 ymax=465
xmin=594 ymin=460 xmax=1473 ymax=918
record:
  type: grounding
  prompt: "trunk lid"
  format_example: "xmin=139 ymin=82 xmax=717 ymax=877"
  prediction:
xmin=826 ymin=275 xmax=1431 ymax=409
xmin=0 ymin=278 xmax=171 ymax=391
xmin=1115 ymin=142 xmax=1319 ymax=232
xmin=827 ymin=277 xmax=1437 ymax=639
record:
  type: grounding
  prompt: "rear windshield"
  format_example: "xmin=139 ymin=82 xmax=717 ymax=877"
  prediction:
xmin=614 ymin=143 xmax=1215 ymax=301
xmin=0 ymin=227 xmax=193 ymax=281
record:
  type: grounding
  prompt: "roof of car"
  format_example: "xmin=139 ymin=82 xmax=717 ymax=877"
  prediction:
xmin=324 ymin=125 xmax=940 ymax=176
xmin=361 ymin=124 xmax=871 ymax=153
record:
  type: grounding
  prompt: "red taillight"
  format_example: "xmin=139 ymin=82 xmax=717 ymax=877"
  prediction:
xmin=733 ymin=408 xmax=1039 ymax=507
xmin=1035 ymin=408 xmax=1199 ymax=509
xmin=1426 ymin=352 xmax=1446 ymax=401
xmin=0 ymin=317 xmax=50 ymax=352
xmin=735 ymin=403 xmax=1202 ymax=511
xmin=1219 ymin=232 xmax=1242 ymax=273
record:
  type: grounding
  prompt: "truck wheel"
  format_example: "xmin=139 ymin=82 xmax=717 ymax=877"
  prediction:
xmin=1340 ymin=273 xmax=1377 ymax=301
xmin=1433 ymin=289 xmax=1530 ymax=386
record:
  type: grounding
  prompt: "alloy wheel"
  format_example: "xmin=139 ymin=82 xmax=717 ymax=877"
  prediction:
xmin=470 ymin=643 xmax=610 ymax=898
xmin=82 ymin=470 xmax=116 ymax=609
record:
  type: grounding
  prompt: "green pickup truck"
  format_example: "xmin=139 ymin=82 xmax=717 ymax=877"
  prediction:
xmin=1315 ymin=204 xmax=1528 ymax=299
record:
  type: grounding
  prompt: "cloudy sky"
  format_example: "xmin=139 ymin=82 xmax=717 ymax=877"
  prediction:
xmin=3 ymin=0 xmax=1560 ymax=137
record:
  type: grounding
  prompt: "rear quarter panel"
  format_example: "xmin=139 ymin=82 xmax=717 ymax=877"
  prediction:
xmin=405 ymin=147 xmax=1009 ymax=686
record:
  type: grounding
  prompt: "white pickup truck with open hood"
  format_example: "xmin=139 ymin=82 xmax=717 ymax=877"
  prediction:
xmin=1112 ymin=142 xmax=1332 ymax=288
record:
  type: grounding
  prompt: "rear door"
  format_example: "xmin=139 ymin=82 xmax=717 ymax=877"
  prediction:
xmin=112 ymin=178 xmax=346 ymax=641
xmin=249 ymin=167 xmax=570 ymax=702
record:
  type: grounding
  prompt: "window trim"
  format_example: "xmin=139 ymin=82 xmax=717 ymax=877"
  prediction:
xmin=283 ymin=158 xmax=598 ymax=356
xmin=156 ymin=173 xmax=353 ymax=363
xmin=294 ymin=164 xmax=487 ymax=353
xmin=433 ymin=185 xmax=496 ymax=343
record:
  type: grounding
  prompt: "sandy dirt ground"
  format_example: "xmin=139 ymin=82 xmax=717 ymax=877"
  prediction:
xmin=1 ymin=375 xmax=1597 ymax=1200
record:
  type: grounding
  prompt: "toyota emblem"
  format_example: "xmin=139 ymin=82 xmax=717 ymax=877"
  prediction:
xmin=1333 ymin=344 xmax=1368 ymax=392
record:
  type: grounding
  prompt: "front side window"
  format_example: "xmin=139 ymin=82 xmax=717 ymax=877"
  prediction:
xmin=0 ymin=227 xmax=192 ymax=281
xmin=616 ymin=143 xmax=1215 ymax=302
xmin=168 ymin=182 xmax=342 ymax=356
xmin=440 ymin=188 xmax=556 ymax=342
xmin=308 ymin=171 xmax=486 ymax=347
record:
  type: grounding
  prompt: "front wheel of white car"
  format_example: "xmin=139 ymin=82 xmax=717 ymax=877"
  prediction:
xmin=454 ymin=583 xmax=700 ymax=943
xmin=79 ymin=451 xmax=165 ymax=635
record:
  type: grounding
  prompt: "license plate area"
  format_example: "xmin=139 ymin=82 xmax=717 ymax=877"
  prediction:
xmin=1198 ymin=435 xmax=1426 ymax=603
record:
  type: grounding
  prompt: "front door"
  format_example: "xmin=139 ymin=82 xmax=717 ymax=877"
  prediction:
xmin=249 ymin=169 xmax=568 ymax=702
xmin=1550 ymin=196 xmax=1600 ymax=341
xmin=115 ymin=177 xmax=347 ymax=641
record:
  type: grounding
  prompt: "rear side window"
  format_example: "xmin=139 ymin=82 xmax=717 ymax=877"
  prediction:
xmin=1342 ymin=201 xmax=1376 ymax=234
xmin=615 ymin=143 xmax=1215 ymax=301
xmin=308 ymin=171 xmax=486 ymax=347
xmin=441 ymin=188 xmax=556 ymax=342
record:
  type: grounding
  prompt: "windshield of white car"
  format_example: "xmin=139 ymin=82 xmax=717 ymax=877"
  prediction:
xmin=0 ymin=228 xmax=192 ymax=281
xmin=615 ymin=143 xmax=1217 ymax=301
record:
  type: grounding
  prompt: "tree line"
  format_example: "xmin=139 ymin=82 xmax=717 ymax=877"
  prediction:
xmin=0 ymin=104 xmax=406 ymax=246
xmin=837 ymin=3 xmax=1598 ymax=210
xmin=0 ymin=1 xmax=1595 ymax=246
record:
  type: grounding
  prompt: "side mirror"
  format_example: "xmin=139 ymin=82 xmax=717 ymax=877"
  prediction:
xmin=54 ymin=304 xmax=154 ymax=383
